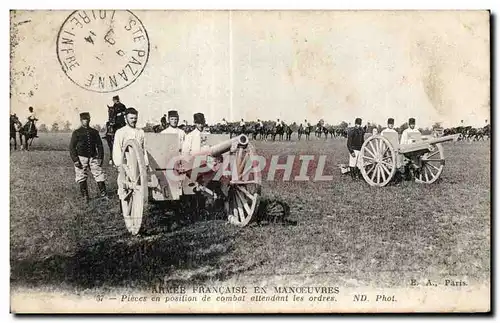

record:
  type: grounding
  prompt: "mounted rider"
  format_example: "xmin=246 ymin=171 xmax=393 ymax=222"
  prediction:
xmin=107 ymin=95 xmax=127 ymax=131
xmin=26 ymin=106 xmax=38 ymax=138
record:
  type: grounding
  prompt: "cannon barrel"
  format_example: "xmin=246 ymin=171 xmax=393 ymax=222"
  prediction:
xmin=199 ymin=134 xmax=249 ymax=157
xmin=399 ymin=134 xmax=457 ymax=154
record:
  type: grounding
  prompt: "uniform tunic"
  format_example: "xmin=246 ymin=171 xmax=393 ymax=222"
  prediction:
xmin=69 ymin=126 xmax=105 ymax=183
xmin=112 ymin=125 xmax=149 ymax=167
xmin=161 ymin=126 xmax=186 ymax=151
xmin=400 ymin=128 xmax=421 ymax=145
xmin=347 ymin=126 xmax=365 ymax=168
xmin=182 ymin=128 xmax=209 ymax=155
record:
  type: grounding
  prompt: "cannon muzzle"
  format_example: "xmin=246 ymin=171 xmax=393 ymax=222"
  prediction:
xmin=200 ymin=134 xmax=249 ymax=157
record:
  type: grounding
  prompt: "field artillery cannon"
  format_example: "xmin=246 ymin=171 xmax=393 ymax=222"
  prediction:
xmin=358 ymin=132 xmax=458 ymax=187
xmin=117 ymin=133 xmax=261 ymax=235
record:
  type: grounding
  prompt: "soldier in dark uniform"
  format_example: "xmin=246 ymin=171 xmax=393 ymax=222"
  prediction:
xmin=347 ymin=117 xmax=365 ymax=179
xmin=70 ymin=112 xmax=106 ymax=202
xmin=109 ymin=95 xmax=126 ymax=129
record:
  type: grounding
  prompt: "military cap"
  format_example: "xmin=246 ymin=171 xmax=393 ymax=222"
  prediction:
xmin=409 ymin=118 xmax=416 ymax=125
xmin=126 ymin=107 xmax=138 ymax=115
xmin=168 ymin=110 xmax=179 ymax=118
xmin=355 ymin=118 xmax=362 ymax=125
xmin=113 ymin=95 xmax=120 ymax=101
xmin=80 ymin=112 xmax=91 ymax=120
xmin=193 ymin=112 xmax=206 ymax=125
xmin=387 ymin=118 xmax=394 ymax=125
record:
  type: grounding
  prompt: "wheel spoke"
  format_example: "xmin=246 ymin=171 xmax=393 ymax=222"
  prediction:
xmin=237 ymin=186 xmax=257 ymax=203
xmin=364 ymin=146 xmax=376 ymax=158
xmin=369 ymin=141 xmax=377 ymax=156
xmin=363 ymin=155 xmax=375 ymax=161
xmin=234 ymin=192 xmax=246 ymax=222
xmin=426 ymin=162 xmax=441 ymax=172
xmin=380 ymin=160 xmax=393 ymax=168
xmin=380 ymin=163 xmax=391 ymax=177
xmin=236 ymin=190 xmax=252 ymax=216
xmin=380 ymin=164 xmax=387 ymax=182
xmin=376 ymin=165 xmax=381 ymax=183
xmin=370 ymin=165 xmax=377 ymax=181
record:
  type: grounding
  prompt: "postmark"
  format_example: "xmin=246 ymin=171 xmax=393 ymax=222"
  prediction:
xmin=56 ymin=10 xmax=150 ymax=93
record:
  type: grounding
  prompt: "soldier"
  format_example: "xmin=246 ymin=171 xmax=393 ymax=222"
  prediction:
xmin=160 ymin=114 xmax=167 ymax=128
xmin=347 ymin=117 xmax=365 ymax=179
xmin=69 ymin=112 xmax=106 ymax=202
xmin=239 ymin=118 xmax=245 ymax=127
xmin=112 ymin=107 xmax=149 ymax=168
xmin=26 ymin=106 xmax=38 ymax=138
xmin=182 ymin=113 xmax=207 ymax=155
xmin=109 ymin=95 xmax=126 ymax=129
xmin=400 ymin=118 xmax=421 ymax=145
xmin=257 ymin=118 xmax=264 ymax=129
xmin=161 ymin=110 xmax=185 ymax=151
xmin=381 ymin=118 xmax=397 ymax=134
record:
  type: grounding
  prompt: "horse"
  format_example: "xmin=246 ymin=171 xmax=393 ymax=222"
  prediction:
xmin=285 ymin=124 xmax=293 ymax=141
xmin=10 ymin=115 xmax=23 ymax=150
xmin=19 ymin=120 xmax=37 ymax=150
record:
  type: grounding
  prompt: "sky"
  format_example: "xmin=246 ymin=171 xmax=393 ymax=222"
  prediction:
xmin=10 ymin=10 xmax=490 ymax=129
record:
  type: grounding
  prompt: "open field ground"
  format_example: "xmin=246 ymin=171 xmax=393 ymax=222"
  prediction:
xmin=10 ymin=133 xmax=490 ymax=294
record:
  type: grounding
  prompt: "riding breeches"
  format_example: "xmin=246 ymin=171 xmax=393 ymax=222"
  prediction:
xmin=74 ymin=156 xmax=106 ymax=183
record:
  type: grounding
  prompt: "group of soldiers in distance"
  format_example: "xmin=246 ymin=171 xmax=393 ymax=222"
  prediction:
xmin=10 ymin=94 xmax=491 ymax=202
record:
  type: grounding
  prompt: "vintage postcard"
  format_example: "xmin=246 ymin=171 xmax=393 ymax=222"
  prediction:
xmin=10 ymin=10 xmax=490 ymax=313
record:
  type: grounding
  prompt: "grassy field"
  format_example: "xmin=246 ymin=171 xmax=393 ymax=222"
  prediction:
xmin=10 ymin=133 xmax=490 ymax=293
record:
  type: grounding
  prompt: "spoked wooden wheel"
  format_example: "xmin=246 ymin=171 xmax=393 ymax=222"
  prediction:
xmin=415 ymin=143 xmax=445 ymax=184
xmin=224 ymin=142 xmax=262 ymax=227
xmin=359 ymin=135 xmax=397 ymax=187
xmin=117 ymin=139 xmax=148 ymax=235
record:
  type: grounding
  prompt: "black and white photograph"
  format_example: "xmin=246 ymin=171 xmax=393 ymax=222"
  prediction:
xmin=9 ymin=9 xmax=490 ymax=313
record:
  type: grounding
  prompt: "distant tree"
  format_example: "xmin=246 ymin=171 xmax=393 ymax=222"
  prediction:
xmin=62 ymin=121 xmax=71 ymax=132
xmin=339 ymin=121 xmax=348 ymax=129
xmin=38 ymin=123 xmax=48 ymax=133
xmin=431 ymin=122 xmax=442 ymax=130
xmin=399 ymin=122 xmax=409 ymax=132
xmin=50 ymin=122 xmax=59 ymax=133
xmin=143 ymin=122 xmax=155 ymax=133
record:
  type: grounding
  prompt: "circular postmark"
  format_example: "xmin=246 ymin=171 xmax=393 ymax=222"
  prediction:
xmin=56 ymin=10 xmax=150 ymax=93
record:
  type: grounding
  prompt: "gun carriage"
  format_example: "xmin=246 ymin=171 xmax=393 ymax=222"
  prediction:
xmin=117 ymin=133 xmax=261 ymax=235
xmin=359 ymin=132 xmax=458 ymax=187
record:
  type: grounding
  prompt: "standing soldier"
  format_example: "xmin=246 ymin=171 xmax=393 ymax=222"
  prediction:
xmin=183 ymin=113 xmax=208 ymax=155
xmin=112 ymin=107 xmax=149 ymax=169
xmin=347 ymin=117 xmax=365 ymax=179
xmin=400 ymin=118 xmax=421 ymax=145
xmin=161 ymin=110 xmax=185 ymax=151
xmin=69 ymin=112 xmax=106 ymax=202
xmin=381 ymin=118 xmax=397 ymax=134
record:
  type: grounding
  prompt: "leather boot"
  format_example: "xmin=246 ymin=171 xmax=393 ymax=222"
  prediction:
xmin=97 ymin=181 xmax=107 ymax=198
xmin=79 ymin=181 xmax=89 ymax=203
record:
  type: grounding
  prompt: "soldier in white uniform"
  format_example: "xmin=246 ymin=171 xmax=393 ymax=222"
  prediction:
xmin=161 ymin=110 xmax=185 ymax=151
xmin=182 ymin=113 xmax=209 ymax=155
xmin=112 ymin=107 xmax=149 ymax=168
xmin=400 ymin=118 xmax=421 ymax=145
xmin=381 ymin=118 xmax=397 ymax=135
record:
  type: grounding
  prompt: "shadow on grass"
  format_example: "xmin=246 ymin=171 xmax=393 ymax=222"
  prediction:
xmin=10 ymin=195 xmax=290 ymax=290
